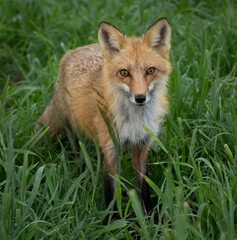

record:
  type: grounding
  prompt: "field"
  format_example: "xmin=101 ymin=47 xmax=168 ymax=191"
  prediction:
xmin=0 ymin=0 xmax=236 ymax=239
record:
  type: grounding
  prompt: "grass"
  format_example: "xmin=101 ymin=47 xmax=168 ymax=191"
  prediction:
xmin=0 ymin=0 xmax=236 ymax=239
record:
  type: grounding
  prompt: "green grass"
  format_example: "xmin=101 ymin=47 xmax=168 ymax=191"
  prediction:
xmin=0 ymin=0 xmax=237 ymax=239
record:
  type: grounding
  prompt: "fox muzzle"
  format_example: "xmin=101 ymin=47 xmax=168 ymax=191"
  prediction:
xmin=134 ymin=94 xmax=146 ymax=104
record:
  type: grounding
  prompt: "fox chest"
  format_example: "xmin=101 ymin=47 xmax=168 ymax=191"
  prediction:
xmin=113 ymin=102 xmax=161 ymax=146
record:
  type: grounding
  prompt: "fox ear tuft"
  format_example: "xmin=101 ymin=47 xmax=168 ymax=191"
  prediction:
xmin=98 ymin=22 xmax=125 ymax=54
xmin=144 ymin=17 xmax=171 ymax=50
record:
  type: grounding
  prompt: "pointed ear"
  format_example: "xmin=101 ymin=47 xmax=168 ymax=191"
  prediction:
xmin=98 ymin=21 xmax=126 ymax=54
xmin=144 ymin=18 xmax=171 ymax=54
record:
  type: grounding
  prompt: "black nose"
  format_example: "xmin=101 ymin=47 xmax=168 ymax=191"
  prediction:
xmin=135 ymin=94 xmax=146 ymax=104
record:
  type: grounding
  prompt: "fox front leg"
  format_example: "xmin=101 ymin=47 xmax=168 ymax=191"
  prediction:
xmin=132 ymin=145 xmax=152 ymax=214
xmin=102 ymin=141 xmax=119 ymax=207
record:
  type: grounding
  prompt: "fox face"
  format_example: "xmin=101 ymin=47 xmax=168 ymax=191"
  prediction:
xmin=98 ymin=18 xmax=172 ymax=107
xmin=111 ymin=52 xmax=162 ymax=106
xmin=98 ymin=18 xmax=172 ymax=145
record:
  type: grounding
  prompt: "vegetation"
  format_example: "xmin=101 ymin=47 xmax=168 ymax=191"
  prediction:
xmin=0 ymin=0 xmax=236 ymax=239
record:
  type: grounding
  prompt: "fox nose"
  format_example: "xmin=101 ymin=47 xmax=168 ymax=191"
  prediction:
xmin=135 ymin=94 xmax=146 ymax=104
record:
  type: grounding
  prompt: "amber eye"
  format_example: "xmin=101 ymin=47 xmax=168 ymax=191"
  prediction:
xmin=120 ymin=69 xmax=130 ymax=77
xmin=146 ymin=67 xmax=156 ymax=75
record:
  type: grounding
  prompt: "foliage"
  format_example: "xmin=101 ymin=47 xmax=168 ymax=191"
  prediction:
xmin=0 ymin=0 xmax=236 ymax=239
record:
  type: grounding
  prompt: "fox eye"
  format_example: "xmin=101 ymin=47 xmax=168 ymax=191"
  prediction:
xmin=146 ymin=67 xmax=156 ymax=75
xmin=120 ymin=69 xmax=130 ymax=77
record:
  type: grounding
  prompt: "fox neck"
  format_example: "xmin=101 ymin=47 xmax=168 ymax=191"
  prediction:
xmin=108 ymin=81 xmax=167 ymax=146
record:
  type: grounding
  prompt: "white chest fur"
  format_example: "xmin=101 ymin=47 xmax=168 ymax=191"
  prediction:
xmin=111 ymin=92 xmax=165 ymax=146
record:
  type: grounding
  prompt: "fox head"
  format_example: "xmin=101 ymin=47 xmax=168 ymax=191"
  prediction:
xmin=98 ymin=18 xmax=172 ymax=106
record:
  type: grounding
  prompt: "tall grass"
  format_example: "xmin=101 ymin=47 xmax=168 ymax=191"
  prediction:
xmin=0 ymin=0 xmax=236 ymax=239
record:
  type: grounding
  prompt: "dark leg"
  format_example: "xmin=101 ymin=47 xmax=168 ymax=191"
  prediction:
xmin=141 ymin=169 xmax=152 ymax=214
xmin=102 ymin=141 xmax=118 ymax=208
xmin=132 ymin=145 xmax=152 ymax=214
xmin=102 ymin=142 xmax=119 ymax=224
xmin=104 ymin=172 xmax=116 ymax=207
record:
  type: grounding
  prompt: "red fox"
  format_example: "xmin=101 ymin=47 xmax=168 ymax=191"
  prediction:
xmin=35 ymin=17 xmax=172 ymax=213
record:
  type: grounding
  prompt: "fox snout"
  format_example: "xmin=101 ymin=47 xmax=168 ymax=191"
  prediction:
xmin=135 ymin=94 xmax=146 ymax=104
xmin=129 ymin=92 xmax=151 ymax=106
xmin=119 ymin=82 xmax=153 ymax=106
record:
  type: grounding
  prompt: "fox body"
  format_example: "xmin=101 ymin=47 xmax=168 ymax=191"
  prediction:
xmin=35 ymin=18 xmax=172 ymax=212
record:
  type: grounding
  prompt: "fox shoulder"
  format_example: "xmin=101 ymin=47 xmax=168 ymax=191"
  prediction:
xmin=58 ymin=43 xmax=104 ymax=83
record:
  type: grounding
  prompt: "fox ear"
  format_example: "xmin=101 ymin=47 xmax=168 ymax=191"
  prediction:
xmin=144 ymin=18 xmax=171 ymax=54
xmin=98 ymin=21 xmax=125 ymax=54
